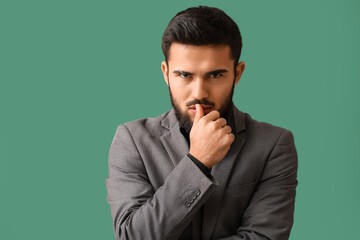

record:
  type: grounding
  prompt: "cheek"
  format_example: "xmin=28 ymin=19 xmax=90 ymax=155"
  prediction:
xmin=213 ymin=85 xmax=233 ymax=105
xmin=170 ymin=84 xmax=190 ymax=102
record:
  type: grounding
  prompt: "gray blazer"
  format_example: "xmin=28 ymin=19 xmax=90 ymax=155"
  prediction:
xmin=106 ymin=105 xmax=298 ymax=240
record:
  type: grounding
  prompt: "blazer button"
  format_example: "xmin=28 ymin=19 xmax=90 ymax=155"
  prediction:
xmin=189 ymin=199 xmax=194 ymax=203
xmin=185 ymin=202 xmax=191 ymax=208
xmin=191 ymin=194 xmax=196 ymax=200
xmin=194 ymin=189 xmax=201 ymax=196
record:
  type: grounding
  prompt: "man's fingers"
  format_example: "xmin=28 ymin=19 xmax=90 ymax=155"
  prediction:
xmin=214 ymin=118 xmax=227 ymax=128
xmin=194 ymin=104 xmax=204 ymax=122
xmin=228 ymin=133 xmax=235 ymax=143
xmin=204 ymin=110 xmax=220 ymax=121
xmin=222 ymin=125 xmax=232 ymax=134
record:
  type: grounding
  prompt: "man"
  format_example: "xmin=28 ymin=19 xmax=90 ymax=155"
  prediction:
xmin=106 ymin=6 xmax=298 ymax=240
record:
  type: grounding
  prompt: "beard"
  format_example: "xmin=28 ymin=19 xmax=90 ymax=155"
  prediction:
xmin=169 ymin=84 xmax=235 ymax=133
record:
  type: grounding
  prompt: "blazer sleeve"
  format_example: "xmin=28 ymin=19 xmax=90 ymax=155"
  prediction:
xmin=218 ymin=130 xmax=298 ymax=240
xmin=106 ymin=124 xmax=218 ymax=240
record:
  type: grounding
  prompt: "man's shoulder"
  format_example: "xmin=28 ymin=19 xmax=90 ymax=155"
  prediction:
xmin=245 ymin=112 xmax=288 ymax=133
xmin=241 ymin=110 xmax=294 ymax=144
xmin=115 ymin=110 xmax=172 ymax=138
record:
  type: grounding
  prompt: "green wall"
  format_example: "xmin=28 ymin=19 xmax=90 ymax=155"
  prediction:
xmin=1 ymin=0 xmax=359 ymax=239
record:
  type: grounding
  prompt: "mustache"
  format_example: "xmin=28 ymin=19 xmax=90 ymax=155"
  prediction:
xmin=186 ymin=99 xmax=215 ymax=107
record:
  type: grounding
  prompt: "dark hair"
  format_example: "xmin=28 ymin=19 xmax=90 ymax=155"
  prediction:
xmin=161 ymin=6 xmax=242 ymax=66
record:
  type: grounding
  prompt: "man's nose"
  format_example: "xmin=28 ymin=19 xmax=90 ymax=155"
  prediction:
xmin=192 ymin=78 xmax=209 ymax=100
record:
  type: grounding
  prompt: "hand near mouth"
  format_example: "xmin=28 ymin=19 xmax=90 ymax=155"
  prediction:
xmin=189 ymin=104 xmax=235 ymax=168
xmin=189 ymin=104 xmax=213 ymax=115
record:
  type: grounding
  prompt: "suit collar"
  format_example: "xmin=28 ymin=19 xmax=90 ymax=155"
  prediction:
xmin=160 ymin=109 xmax=189 ymax=167
xmin=231 ymin=102 xmax=246 ymax=135
xmin=160 ymin=108 xmax=177 ymax=131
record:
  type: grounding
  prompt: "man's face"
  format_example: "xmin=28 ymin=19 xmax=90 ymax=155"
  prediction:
xmin=161 ymin=43 xmax=245 ymax=132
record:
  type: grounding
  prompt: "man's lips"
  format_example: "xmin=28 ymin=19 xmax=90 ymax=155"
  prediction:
xmin=188 ymin=105 xmax=213 ymax=114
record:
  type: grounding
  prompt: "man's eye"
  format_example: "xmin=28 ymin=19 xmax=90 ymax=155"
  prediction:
xmin=209 ymin=73 xmax=222 ymax=78
xmin=180 ymin=73 xmax=191 ymax=78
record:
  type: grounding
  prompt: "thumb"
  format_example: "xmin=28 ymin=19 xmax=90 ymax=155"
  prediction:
xmin=194 ymin=104 xmax=204 ymax=122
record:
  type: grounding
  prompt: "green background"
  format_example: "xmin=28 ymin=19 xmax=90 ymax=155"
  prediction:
xmin=1 ymin=0 xmax=359 ymax=239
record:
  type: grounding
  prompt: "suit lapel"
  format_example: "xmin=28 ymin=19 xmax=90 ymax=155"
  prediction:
xmin=202 ymin=104 xmax=247 ymax=239
xmin=160 ymin=109 xmax=190 ymax=167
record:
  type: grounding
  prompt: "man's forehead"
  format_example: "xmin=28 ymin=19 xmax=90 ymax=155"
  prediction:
xmin=167 ymin=43 xmax=233 ymax=70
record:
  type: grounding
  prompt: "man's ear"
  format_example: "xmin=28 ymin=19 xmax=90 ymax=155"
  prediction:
xmin=161 ymin=61 xmax=169 ymax=86
xmin=234 ymin=61 xmax=245 ymax=87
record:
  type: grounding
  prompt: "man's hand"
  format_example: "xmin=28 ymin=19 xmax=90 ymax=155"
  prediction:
xmin=189 ymin=104 xmax=235 ymax=168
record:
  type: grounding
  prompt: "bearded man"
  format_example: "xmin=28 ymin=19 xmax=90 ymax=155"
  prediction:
xmin=106 ymin=6 xmax=298 ymax=240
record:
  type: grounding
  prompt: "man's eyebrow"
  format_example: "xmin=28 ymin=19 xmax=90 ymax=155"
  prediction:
xmin=173 ymin=70 xmax=193 ymax=75
xmin=173 ymin=69 xmax=228 ymax=75
xmin=206 ymin=69 xmax=228 ymax=75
